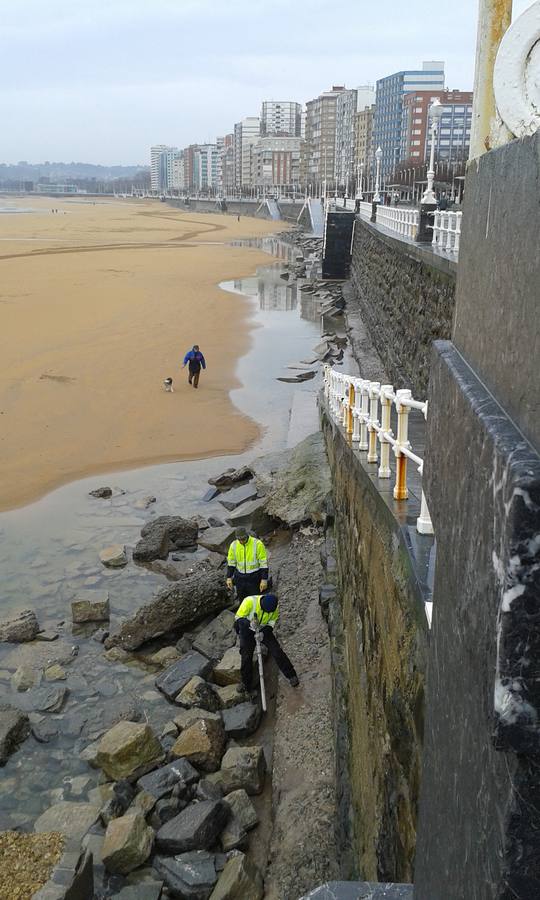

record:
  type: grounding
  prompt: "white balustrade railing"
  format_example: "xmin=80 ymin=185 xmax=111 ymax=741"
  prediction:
xmin=431 ymin=210 xmax=462 ymax=254
xmin=323 ymin=365 xmax=433 ymax=535
xmin=358 ymin=201 xmax=373 ymax=219
xmin=376 ymin=205 xmax=419 ymax=240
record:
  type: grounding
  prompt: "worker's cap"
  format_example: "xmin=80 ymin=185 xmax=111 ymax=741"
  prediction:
xmin=235 ymin=528 xmax=249 ymax=541
xmin=260 ymin=593 xmax=278 ymax=612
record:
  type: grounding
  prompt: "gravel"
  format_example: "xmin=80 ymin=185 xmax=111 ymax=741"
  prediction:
xmin=0 ymin=831 xmax=65 ymax=899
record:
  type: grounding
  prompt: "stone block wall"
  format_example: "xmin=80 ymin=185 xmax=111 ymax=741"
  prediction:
xmin=321 ymin=408 xmax=429 ymax=883
xmin=350 ymin=220 xmax=456 ymax=396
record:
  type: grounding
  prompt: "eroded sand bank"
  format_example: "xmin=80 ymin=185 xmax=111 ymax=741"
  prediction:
xmin=0 ymin=197 xmax=284 ymax=511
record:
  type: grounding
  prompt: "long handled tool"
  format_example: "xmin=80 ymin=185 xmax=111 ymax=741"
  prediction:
xmin=251 ymin=615 xmax=267 ymax=712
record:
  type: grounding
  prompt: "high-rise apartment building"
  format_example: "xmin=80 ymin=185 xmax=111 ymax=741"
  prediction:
xmin=355 ymin=105 xmax=375 ymax=178
xmin=372 ymin=61 xmax=445 ymax=178
xmin=400 ymin=90 xmax=473 ymax=164
xmin=233 ymin=117 xmax=260 ymax=189
xmin=170 ymin=152 xmax=185 ymax=191
xmin=252 ymin=136 xmax=302 ymax=189
xmin=221 ymin=134 xmax=235 ymax=195
xmin=335 ymin=86 xmax=375 ymax=189
xmin=193 ymin=144 xmax=220 ymax=191
xmin=159 ymin=148 xmax=182 ymax=191
xmin=261 ymin=101 xmax=302 ymax=137
xmin=150 ymin=144 xmax=173 ymax=191
xmin=304 ymin=86 xmax=346 ymax=187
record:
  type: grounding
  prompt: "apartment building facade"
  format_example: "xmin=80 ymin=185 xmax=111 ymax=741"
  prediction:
xmin=252 ymin=136 xmax=302 ymax=189
xmin=261 ymin=101 xmax=302 ymax=137
xmin=233 ymin=117 xmax=260 ymax=189
xmin=401 ymin=90 xmax=473 ymax=164
xmin=335 ymin=85 xmax=375 ymax=189
xmin=304 ymin=86 xmax=346 ymax=187
xmin=150 ymin=144 xmax=173 ymax=191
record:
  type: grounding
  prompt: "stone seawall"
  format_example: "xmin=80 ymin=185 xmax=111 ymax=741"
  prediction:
xmin=320 ymin=404 xmax=429 ymax=883
xmin=350 ymin=219 xmax=457 ymax=396
xmin=167 ymin=198 xmax=302 ymax=223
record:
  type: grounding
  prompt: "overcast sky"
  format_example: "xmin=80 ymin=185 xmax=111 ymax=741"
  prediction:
xmin=0 ymin=0 xmax=532 ymax=166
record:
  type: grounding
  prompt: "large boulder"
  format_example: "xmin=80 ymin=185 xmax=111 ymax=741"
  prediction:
xmin=176 ymin=677 xmax=221 ymax=712
xmin=223 ymin=789 xmax=259 ymax=832
xmin=261 ymin=432 xmax=331 ymax=527
xmin=71 ymin=589 xmax=110 ymax=623
xmin=155 ymin=651 xmax=212 ymax=702
xmin=171 ymin=719 xmax=226 ymax=773
xmin=198 ymin=526 xmax=236 ymax=555
xmin=226 ymin=498 xmax=275 ymax=536
xmin=174 ymin=708 xmax=222 ymax=732
xmin=102 ymin=811 xmax=154 ymax=874
xmin=137 ymin=758 xmax=200 ymax=801
xmin=34 ymin=801 xmax=100 ymax=840
xmin=100 ymin=544 xmax=128 ymax=567
xmin=222 ymin=702 xmax=261 ymax=739
xmin=212 ymin=648 xmax=242 ymax=686
xmin=208 ymin=466 xmax=253 ymax=488
xmin=220 ymin=816 xmax=247 ymax=852
xmin=105 ymin=561 xmax=229 ymax=651
xmin=0 ymin=704 xmax=30 ymax=765
xmin=96 ymin=721 xmax=164 ymax=781
xmin=0 ymin=609 xmax=39 ymax=642
xmin=192 ymin=610 xmax=236 ymax=662
xmin=133 ymin=516 xmax=198 ymax=562
xmin=209 ymin=853 xmax=263 ymax=900
xmin=155 ymin=800 xmax=229 ymax=854
xmin=220 ymin=745 xmax=266 ymax=795
xmin=218 ymin=483 xmax=258 ymax=511
xmin=154 ymin=851 xmax=218 ymax=898
xmin=214 ymin=685 xmax=246 ymax=709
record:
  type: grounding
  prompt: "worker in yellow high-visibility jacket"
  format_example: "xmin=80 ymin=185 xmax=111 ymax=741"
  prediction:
xmin=226 ymin=528 xmax=269 ymax=602
xmin=234 ymin=593 xmax=299 ymax=691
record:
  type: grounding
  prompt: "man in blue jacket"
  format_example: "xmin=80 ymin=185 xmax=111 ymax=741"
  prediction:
xmin=182 ymin=345 xmax=206 ymax=389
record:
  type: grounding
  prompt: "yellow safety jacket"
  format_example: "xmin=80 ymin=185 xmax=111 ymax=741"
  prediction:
xmin=227 ymin=536 xmax=268 ymax=576
xmin=235 ymin=595 xmax=278 ymax=629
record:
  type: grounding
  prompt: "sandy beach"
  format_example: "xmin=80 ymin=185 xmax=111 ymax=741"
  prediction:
xmin=0 ymin=197 xmax=284 ymax=511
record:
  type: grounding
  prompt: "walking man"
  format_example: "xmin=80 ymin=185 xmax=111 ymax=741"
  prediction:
xmin=226 ymin=528 xmax=268 ymax=602
xmin=182 ymin=345 xmax=206 ymax=389
xmin=234 ymin=593 xmax=299 ymax=691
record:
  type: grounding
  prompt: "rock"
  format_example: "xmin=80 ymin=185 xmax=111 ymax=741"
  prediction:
xmin=176 ymin=677 xmax=221 ymax=712
xmin=149 ymin=794 xmax=190 ymax=829
xmin=174 ymin=708 xmax=222 ymax=732
xmin=223 ymin=790 xmax=258 ymax=831
xmin=214 ymin=685 xmax=245 ymax=709
xmin=209 ymin=466 xmax=253 ymax=488
xmin=212 ymin=648 xmax=242 ymax=686
xmin=131 ymin=790 xmax=157 ymax=818
xmin=89 ymin=486 xmax=113 ymax=498
xmin=196 ymin=779 xmax=223 ymax=802
xmin=96 ymin=721 xmax=164 ymax=781
xmin=80 ymin=738 xmax=101 ymax=767
xmin=0 ymin=704 xmax=30 ymax=764
xmin=202 ymin=486 xmax=220 ymax=502
xmin=198 ymin=526 xmax=236 ymax=555
xmin=156 ymin=800 xmax=228 ymax=854
xmin=102 ymin=811 xmax=154 ymax=874
xmin=116 ymin=881 xmax=163 ymax=900
xmin=11 ymin=665 xmax=38 ymax=692
xmin=221 ymin=702 xmax=262 ymax=739
xmin=155 ymin=651 xmax=212 ymax=702
xmin=34 ymin=801 xmax=100 ymax=839
xmin=277 ymin=371 xmax=317 ymax=383
xmin=218 ymin=483 xmax=258 ymax=511
xmin=133 ymin=516 xmax=198 ymax=562
xmin=71 ymin=589 xmax=110 ymax=623
xmin=137 ymin=758 xmax=199 ymax=801
xmin=25 ymin=685 xmax=68 ymax=713
xmin=145 ymin=646 xmax=181 ymax=667
xmin=154 ymin=850 xmax=217 ymax=898
xmin=92 ymin=627 xmax=109 ymax=643
xmin=43 ymin=664 xmax=67 ymax=681
xmin=100 ymin=545 xmax=128 ymax=568
xmin=171 ymin=719 xmax=226 ymax=773
xmin=208 ymin=517 xmax=224 ymax=528
xmin=220 ymin=816 xmax=247 ymax=852
xmin=209 ymin=853 xmax=263 ymax=900
xmin=31 ymin=720 xmax=58 ymax=743
xmin=220 ymin=746 xmax=266 ymax=795
xmin=105 ymin=561 xmax=229 ymax=651
xmin=0 ymin=609 xmax=39 ymax=643
xmin=262 ymin=432 xmax=332 ymax=527
xmin=192 ymin=611 xmax=236 ymax=662
xmin=133 ymin=495 xmax=157 ymax=510
xmin=226 ymin=498 xmax=275 ymax=536
xmin=100 ymin=780 xmax=136 ymax=825
xmin=35 ymin=630 xmax=59 ymax=642
xmin=191 ymin=514 xmax=210 ymax=530
xmin=104 ymin=646 xmax=131 ymax=663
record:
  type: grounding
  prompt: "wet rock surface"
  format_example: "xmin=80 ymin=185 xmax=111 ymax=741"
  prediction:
xmin=209 ymin=852 xmax=263 ymax=900
xmin=0 ymin=704 xmax=30 ymax=765
xmin=102 ymin=810 xmax=154 ymax=874
xmin=156 ymin=799 xmax=229 ymax=854
xmin=155 ymin=651 xmax=213 ymax=702
xmin=154 ymin=850 xmax=218 ymax=898
xmin=171 ymin=718 xmax=226 ymax=772
xmin=96 ymin=721 xmax=164 ymax=781
xmin=262 ymin=431 xmax=332 ymax=527
xmin=133 ymin=515 xmax=199 ymax=562
xmin=0 ymin=609 xmax=40 ymax=643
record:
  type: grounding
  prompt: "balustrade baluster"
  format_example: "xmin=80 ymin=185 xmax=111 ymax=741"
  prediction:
xmin=367 ymin=383 xmax=380 ymax=463
xmin=393 ymin=389 xmax=412 ymax=500
xmin=378 ymin=385 xmax=393 ymax=478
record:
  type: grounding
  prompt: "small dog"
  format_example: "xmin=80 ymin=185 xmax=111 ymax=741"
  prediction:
xmin=163 ymin=377 xmax=174 ymax=393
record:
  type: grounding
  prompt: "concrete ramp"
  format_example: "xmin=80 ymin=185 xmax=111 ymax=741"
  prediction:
xmin=297 ymin=198 xmax=325 ymax=237
xmin=256 ymin=198 xmax=282 ymax=220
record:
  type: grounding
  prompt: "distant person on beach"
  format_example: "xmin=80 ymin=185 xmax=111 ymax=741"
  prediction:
xmin=182 ymin=344 xmax=206 ymax=389
xmin=237 ymin=214 xmax=240 ymax=221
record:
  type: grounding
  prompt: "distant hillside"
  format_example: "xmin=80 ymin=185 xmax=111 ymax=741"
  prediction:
xmin=0 ymin=161 xmax=149 ymax=181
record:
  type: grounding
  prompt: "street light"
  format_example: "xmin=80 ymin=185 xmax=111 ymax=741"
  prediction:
xmin=373 ymin=146 xmax=383 ymax=203
xmin=422 ymin=99 xmax=444 ymax=204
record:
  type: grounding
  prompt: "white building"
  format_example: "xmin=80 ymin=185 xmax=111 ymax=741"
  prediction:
xmin=171 ymin=153 xmax=185 ymax=191
xmin=193 ymin=144 xmax=221 ymax=191
xmin=150 ymin=144 xmax=173 ymax=191
xmin=233 ymin=117 xmax=260 ymax=189
xmin=335 ymin=85 xmax=375 ymax=190
xmin=261 ymin=101 xmax=302 ymax=137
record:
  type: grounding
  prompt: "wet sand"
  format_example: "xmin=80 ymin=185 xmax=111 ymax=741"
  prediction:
xmin=0 ymin=197 xmax=284 ymax=511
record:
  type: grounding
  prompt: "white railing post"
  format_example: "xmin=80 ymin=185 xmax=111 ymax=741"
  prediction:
xmin=358 ymin=381 xmax=370 ymax=450
xmin=352 ymin=380 xmax=362 ymax=441
xmin=367 ymin=382 xmax=380 ymax=464
xmin=378 ymin=385 xmax=393 ymax=478
xmin=455 ymin=212 xmax=462 ymax=253
xmin=346 ymin=382 xmax=355 ymax=435
xmin=417 ymin=488 xmax=434 ymax=534
xmin=393 ymin=389 xmax=412 ymax=500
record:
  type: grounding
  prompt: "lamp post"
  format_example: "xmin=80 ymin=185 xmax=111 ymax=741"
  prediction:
xmin=422 ymin=99 xmax=443 ymax=204
xmin=373 ymin=146 xmax=383 ymax=203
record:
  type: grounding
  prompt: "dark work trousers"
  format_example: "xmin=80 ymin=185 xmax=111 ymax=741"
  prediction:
xmin=188 ymin=364 xmax=201 ymax=388
xmin=233 ymin=573 xmax=261 ymax=603
xmin=236 ymin=618 xmax=296 ymax=691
